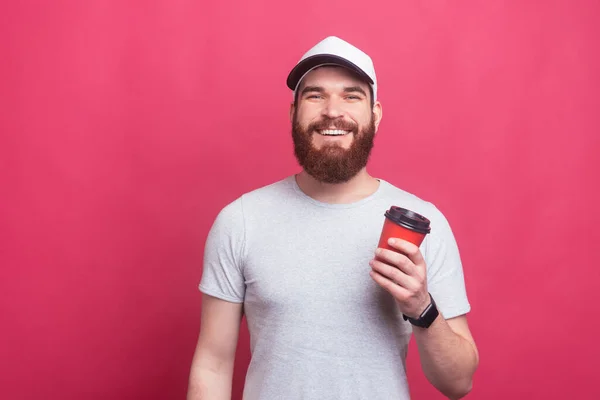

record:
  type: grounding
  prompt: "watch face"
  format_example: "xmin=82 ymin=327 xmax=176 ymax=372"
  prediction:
xmin=420 ymin=303 xmax=433 ymax=318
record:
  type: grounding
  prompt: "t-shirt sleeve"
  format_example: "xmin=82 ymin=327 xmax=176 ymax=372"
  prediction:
xmin=198 ymin=197 xmax=246 ymax=303
xmin=423 ymin=205 xmax=471 ymax=319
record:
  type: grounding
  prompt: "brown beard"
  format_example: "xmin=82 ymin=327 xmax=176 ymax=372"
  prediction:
xmin=291 ymin=114 xmax=376 ymax=184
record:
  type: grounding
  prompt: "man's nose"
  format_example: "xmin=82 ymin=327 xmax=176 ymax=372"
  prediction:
xmin=322 ymin=97 xmax=345 ymax=119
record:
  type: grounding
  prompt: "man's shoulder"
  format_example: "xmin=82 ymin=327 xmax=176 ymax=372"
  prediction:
xmin=240 ymin=175 xmax=295 ymax=202
xmin=215 ymin=175 xmax=295 ymax=218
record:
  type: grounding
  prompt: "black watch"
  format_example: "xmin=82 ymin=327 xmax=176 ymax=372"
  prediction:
xmin=403 ymin=293 xmax=439 ymax=328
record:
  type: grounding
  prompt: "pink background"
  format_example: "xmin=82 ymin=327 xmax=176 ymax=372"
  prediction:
xmin=1 ymin=1 xmax=598 ymax=399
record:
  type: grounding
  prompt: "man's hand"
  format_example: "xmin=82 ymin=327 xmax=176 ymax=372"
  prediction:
xmin=369 ymin=237 xmax=478 ymax=398
xmin=369 ymin=237 xmax=431 ymax=318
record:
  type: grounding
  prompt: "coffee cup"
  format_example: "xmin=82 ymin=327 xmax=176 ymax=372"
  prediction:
xmin=377 ymin=206 xmax=431 ymax=251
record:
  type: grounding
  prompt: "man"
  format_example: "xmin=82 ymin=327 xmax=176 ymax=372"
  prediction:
xmin=187 ymin=36 xmax=479 ymax=400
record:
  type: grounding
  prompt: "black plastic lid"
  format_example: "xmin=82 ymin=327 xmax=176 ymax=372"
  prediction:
xmin=384 ymin=206 xmax=431 ymax=234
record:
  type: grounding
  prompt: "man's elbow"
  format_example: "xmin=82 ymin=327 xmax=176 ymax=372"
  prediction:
xmin=444 ymin=344 xmax=478 ymax=399
xmin=442 ymin=378 xmax=473 ymax=400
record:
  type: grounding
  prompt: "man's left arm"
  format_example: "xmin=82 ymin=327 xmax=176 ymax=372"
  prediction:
xmin=412 ymin=314 xmax=479 ymax=399
xmin=370 ymin=238 xmax=479 ymax=399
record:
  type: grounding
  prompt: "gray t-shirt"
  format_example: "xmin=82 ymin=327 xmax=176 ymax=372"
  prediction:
xmin=199 ymin=175 xmax=471 ymax=400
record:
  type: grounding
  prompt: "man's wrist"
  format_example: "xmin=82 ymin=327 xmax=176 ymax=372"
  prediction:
xmin=403 ymin=293 xmax=439 ymax=328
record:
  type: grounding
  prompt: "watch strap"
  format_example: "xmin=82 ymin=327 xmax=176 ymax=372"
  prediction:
xmin=403 ymin=293 xmax=439 ymax=328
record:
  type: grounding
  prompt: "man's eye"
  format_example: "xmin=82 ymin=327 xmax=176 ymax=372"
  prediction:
xmin=307 ymin=95 xmax=322 ymax=99
xmin=346 ymin=95 xmax=361 ymax=100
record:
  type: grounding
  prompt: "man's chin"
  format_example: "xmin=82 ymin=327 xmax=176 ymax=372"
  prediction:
xmin=306 ymin=167 xmax=357 ymax=184
xmin=292 ymin=119 xmax=375 ymax=184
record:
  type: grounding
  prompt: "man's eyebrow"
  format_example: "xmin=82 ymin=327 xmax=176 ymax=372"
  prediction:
xmin=343 ymin=86 xmax=368 ymax=97
xmin=300 ymin=85 xmax=368 ymax=97
xmin=300 ymin=86 xmax=325 ymax=95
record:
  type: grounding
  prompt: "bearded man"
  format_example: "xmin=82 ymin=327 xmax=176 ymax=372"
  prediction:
xmin=187 ymin=36 xmax=479 ymax=400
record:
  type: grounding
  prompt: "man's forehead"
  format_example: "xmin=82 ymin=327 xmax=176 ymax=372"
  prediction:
xmin=299 ymin=66 xmax=370 ymax=90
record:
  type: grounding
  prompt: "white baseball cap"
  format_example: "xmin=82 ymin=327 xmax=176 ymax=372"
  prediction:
xmin=286 ymin=36 xmax=378 ymax=101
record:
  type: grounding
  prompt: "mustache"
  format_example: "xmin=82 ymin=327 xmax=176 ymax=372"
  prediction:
xmin=307 ymin=117 xmax=358 ymax=133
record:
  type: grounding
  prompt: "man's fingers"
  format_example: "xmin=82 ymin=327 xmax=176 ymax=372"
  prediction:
xmin=386 ymin=238 xmax=425 ymax=266
xmin=369 ymin=270 xmax=412 ymax=300
xmin=374 ymin=248 xmax=415 ymax=276
xmin=369 ymin=259 xmax=417 ymax=291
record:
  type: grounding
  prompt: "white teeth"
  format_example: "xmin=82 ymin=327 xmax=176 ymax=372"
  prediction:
xmin=320 ymin=129 xmax=349 ymax=136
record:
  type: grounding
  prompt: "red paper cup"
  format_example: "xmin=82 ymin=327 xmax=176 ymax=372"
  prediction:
xmin=377 ymin=206 xmax=431 ymax=251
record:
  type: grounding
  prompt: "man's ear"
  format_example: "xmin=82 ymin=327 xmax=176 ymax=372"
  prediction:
xmin=289 ymin=102 xmax=296 ymax=122
xmin=372 ymin=101 xmax=383 ymax=133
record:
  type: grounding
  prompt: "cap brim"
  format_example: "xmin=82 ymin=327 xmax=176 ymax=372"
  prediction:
xmin=286 ymin=54 xmax=374 ymax=91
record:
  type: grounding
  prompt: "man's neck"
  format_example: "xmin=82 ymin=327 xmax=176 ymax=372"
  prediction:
xmin=295 ymin=169 xmax=380 ymax=204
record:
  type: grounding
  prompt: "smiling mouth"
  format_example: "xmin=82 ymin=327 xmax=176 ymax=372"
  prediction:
xmin=317 ymin=129 xmax=351 ymax=136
